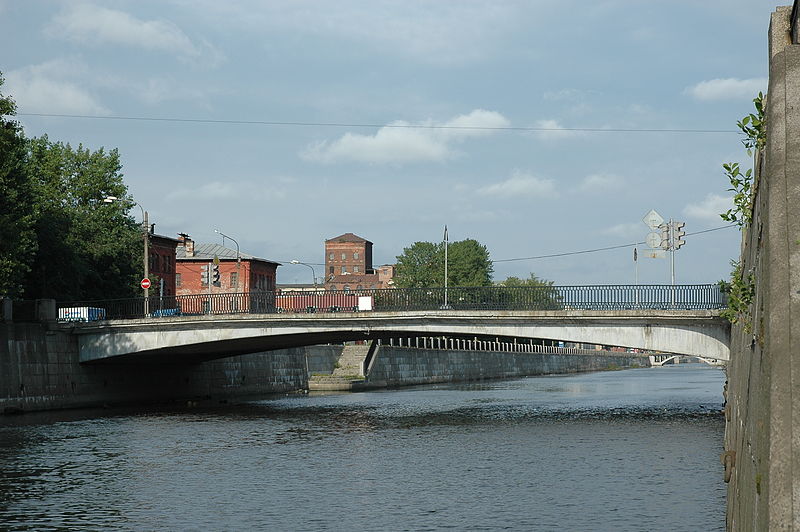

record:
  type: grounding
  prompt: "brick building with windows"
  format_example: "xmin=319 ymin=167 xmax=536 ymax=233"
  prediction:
xmin=175 ymin=234 xmax=280 ymax=312
xmin=323 ymin=233 xmax=395 ymax=290
xmin=148 ymin=232 xmax=181 ymax=298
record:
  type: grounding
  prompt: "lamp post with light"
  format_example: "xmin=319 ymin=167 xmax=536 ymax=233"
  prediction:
xmin=290 ymin=260 xmax=316 ymax=289
xmin=104 ymin=196 xmax=149 ymax=306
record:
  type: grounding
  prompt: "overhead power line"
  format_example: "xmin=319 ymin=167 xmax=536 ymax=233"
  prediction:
xmin=18 ymin=112 xmax=741 ymax=134
xmin=491 ymin=224 xmax=737 ymax=263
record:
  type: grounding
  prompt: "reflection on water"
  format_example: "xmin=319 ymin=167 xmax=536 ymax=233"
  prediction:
xmin=0 ymin=365 xmax=725 ymax=531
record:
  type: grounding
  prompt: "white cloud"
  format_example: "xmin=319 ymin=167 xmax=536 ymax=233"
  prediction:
xmin=476 ymin=170 xmax=557 ymax=199
xmin=532 ymin=119 xmax=584 ymax=141
xmin=684 ymin=193 xmax=732 ymax=222
xmin=603 ymin=223 xmax=642 ymax=239
xmin=684 ymin=78 xmax=767 ymax=101
xmin=170 ymin=1 xmax=523 ymax=65
xmin=302 ymin=109 xmax=510 ymax=164
xmin=579 ymin=173 xmax=623 ymax=192
xmin=5 ymin=59 xmax=109 ymax=115
xmin=46 ymin=4 xmax=223 ymax=64
xmin=167 ymin=180 xmax=287 ymax=202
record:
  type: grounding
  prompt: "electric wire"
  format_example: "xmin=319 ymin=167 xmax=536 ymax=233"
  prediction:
xmin=18 ymin=112 xmax=741 ymax=134
xmin=490 ymin=224 xmax=737 ymax=263
xmin=281 ymin=225 xmax=737 ymax=267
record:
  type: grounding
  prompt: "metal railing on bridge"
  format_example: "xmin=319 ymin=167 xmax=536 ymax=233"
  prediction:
xmin=56 ymin=284 xmax=727 ymax=322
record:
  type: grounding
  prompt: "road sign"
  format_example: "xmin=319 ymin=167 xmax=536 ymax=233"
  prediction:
xmin=644 ymin=250 xmax=666 ymax=259
xmin=642 ymin=209 xmax=664 ymax=230
xmin=140 ymin=278 xmax=151 ymax=289
xmin=645 ymin=232 xmax=662 ymax=249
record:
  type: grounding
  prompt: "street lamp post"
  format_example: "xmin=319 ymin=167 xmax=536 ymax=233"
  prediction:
xmin=290 ymin=260 xmax=316 ymax=289
xmin=214 ymin=229 xmax=240 ymax=263
xmin=104 ymin=196 xmax=149 ymax=314
xmin=215 ymin=229 xmax=241 ymax=291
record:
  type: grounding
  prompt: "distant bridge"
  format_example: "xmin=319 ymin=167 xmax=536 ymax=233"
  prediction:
xmin=57 ymin=285 xmax=730 ymax=364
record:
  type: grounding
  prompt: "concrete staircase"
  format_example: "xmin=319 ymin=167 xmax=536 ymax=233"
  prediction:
xmin=308 ymin=344 xmax=370 ymax=391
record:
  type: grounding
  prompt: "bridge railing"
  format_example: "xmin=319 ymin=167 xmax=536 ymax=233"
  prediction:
xmin=55 ymin=284 xmax=727 ymax=321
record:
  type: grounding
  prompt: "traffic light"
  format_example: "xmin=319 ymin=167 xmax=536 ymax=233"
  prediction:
xmin=659 ymin=223 xmax=671 ymax=249
xmin=673 ymin=222 xmax=686 ymax=249
xmin=211 ymin=264 xmax=220 ymax=285
xmin=200 ymin=264 xmax=210 ymax=285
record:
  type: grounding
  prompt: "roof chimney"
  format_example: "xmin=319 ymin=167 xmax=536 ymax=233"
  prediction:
xmin=177 ymin=233 xmax=194 ymax=257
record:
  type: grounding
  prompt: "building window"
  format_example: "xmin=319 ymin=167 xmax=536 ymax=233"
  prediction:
xmin=231 ymin=271 xmax=239 ymax=289
xmin=354 ymin=265 xmax=359 ymax=273
xmin=341 ymin=266 xmax=347 ymax=274
xmin=329 ymin=266 xmax=334 ymax=274
xmin=356 ymin=285 xmax=363 ymax=290
xmin=341 ymin=253 xmax=346 ymax=260
xmin=354 ymin=252 xmax=359 ymax=260
xmin=176 ymin=273 xmax=182 ymax=287
xmin=329 ymin=252 xmax=334 ymax=260
xmin=344 ymin=285 xmax=350 ymax=291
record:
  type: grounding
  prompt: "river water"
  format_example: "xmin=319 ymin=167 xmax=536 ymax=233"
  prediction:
xmin=0 ymin=364 xmax=725 ymax=531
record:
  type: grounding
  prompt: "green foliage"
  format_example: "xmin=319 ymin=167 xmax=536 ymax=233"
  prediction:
xmin=494 ymin=273 xmax=562 ymax=310
xmin=0 ymin=75 xmax=38 ymax=298
xmin=719 ymin=92 xmax=766 ymax=334
xmin=497 ymin=273 xmax=553 ymax=288
xmin=720 ymin=162 xmax=753 ymax=227
xmin=719 ymin=261 xmax=755 ymax=333
xmin=394 ymin=239 xmax=494 ymax=288
xmin=21 ymin=136 xmax=142 ymax=301
xmin=720 ymin=92 xmax=766 ymax=228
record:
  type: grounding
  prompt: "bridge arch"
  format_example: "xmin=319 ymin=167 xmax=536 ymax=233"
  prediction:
xmin=68 ymin=310 xmax=730 ymax=364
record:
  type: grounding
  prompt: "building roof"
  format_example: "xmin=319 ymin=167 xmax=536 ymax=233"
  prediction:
xmin=177 ymin=243 xmax=280 ymax=266
xmin=326 ymin=232 xmax=371 ymax=244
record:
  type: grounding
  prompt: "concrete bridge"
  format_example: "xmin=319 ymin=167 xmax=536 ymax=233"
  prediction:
xmin=65 ymin=308 xmax=730 ymax=364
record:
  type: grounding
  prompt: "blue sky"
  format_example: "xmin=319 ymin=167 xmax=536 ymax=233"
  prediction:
xmin=1 ymin=1 xmax=777 ymax=285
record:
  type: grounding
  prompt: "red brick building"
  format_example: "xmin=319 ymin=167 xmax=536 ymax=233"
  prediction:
xmin=323 ymin=233 xmax=395 ymax=290
xmin=176 ymin=235 xmax=280 ymax=312
xmin=148 ymin=232 xmax=180 ymax=298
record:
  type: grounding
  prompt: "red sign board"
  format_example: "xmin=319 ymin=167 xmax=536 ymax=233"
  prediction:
xmin=140 ymin=278 xmax=151 ymax=289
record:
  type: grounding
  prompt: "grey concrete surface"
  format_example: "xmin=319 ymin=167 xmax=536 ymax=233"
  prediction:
xmin=67 ymin=309 xmax=730 ymax=364
xmin=724 ymin=6 xmax=800 ymax=530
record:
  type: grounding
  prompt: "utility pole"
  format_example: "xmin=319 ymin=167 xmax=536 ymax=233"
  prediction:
xmin=443 ymin=225 xmax=449 ymax=309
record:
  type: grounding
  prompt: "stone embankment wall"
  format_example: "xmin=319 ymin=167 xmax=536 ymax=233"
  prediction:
xmin=0 ymin=322 xmax=308 ymax=414
xmin=363 ymin=346 xmax=643 ymax=389
xmin=724 ymin=6 xmax=800 ymax=530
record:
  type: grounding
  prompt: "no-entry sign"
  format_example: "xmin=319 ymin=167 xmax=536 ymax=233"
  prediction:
xmin=140 ymin=278 xmax=151 ymax=289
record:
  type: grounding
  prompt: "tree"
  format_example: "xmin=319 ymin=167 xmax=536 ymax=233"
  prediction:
xmin=22 ymin=136 xmax=142 ymax=301
xmin=394 ymin=238 xmax=493 ymax=288
xmin=0 ymin=74 xmax=37 ymax=298
xmin=495 ymin=273 xmax=562 ymax=310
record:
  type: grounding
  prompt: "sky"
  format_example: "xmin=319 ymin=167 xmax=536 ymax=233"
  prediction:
xmin=0 ymin=0 xmax=779 ymax=286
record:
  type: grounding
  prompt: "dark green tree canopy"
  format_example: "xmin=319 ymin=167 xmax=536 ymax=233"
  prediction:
xmin=0 ymin=74 xmax=37 ymax=298
xmin=496 ymin=273 xmax=554 ymax=288
xmin=22 ymin=136 xmax=142 ymax=301
xmin=0 ymin=70 xmax=143 ymax=301
xmin=394 ymin=238 xmax=493 ymax=288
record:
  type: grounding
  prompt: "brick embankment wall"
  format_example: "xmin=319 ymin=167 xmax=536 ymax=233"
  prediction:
xmin=362 ymin=346 xmax=644 ymax=389
xmin=723 ymin=6 xmax=800 ymax=530
xmin=0 ymin=323 xmax=308 ymax=414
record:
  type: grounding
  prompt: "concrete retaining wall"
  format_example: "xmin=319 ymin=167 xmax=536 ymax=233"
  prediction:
xmin=0 ymin=323 xmax=308 ymax=414
xmin=723 ymin=6 xmax=800 ymax=530
xmin=362 ymin=345 xmax=643 ymax=389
